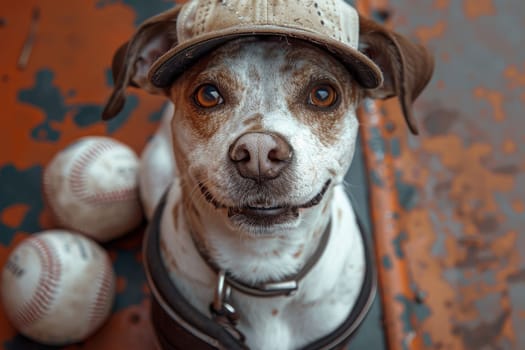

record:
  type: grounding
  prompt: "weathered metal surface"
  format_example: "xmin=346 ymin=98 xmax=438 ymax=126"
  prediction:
xmin=356 ymin=1 xmax=428 ymax=348
xmin=0 ymin=1 xmax=385 ymax=349
xmin=0 ymin=1 xmax=174 ymax=349
xmin=359 ymin=0 xmax=525 ymax=349
xmin=2 ymin=0 xmax=521 ymax=349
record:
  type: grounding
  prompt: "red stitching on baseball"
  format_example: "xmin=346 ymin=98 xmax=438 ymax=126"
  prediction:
xmin=88 ymin=255 xmax=113 ymax=330
xmin=12 ymin=237 xmax=61 ymax=330
xmin=69 ymin=140 xmax=138 ymax=204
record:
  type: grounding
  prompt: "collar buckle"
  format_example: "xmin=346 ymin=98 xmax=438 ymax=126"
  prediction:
xmin=210 ymin=271 xmax=246 ymax=343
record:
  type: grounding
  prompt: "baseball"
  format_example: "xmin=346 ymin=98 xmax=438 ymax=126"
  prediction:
xmin=1 ymin=230 xmax=116 ymax=345
xmin=43 ymin=136 xmax=143 ymax=242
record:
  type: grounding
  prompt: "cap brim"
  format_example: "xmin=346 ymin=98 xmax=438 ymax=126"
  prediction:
xmin=149 ymin=26 xmax=383 ymax=89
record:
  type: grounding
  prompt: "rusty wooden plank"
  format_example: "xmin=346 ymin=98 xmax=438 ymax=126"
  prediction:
xmin=356 ymin=1 xmax=426 ymax=349
xmin=359 ymin=0 xmax=525 ymax=349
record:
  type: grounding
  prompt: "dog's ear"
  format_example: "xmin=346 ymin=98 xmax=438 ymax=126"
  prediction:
xmin=358 ymin=16 xmax=434 ymax=134
xmin=102 ymin=6 xmax=182 ymax=120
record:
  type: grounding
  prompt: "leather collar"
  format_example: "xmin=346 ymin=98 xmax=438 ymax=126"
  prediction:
xmin=144 ymin=190 xmax=377 ymax=350
xmin=192 ymin=219 xmax=332 ymax=299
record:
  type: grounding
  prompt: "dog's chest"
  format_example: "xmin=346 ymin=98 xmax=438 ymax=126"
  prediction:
xmin=159 ymin=185 xmax=365 ymax=349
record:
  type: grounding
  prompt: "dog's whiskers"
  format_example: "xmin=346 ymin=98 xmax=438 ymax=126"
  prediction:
xmin=178 ymin=178 xmax=206 ymax=215
xmin=188 ymin=180 xmax=213 ymax=207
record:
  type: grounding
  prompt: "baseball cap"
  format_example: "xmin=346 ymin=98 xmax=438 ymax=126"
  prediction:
xmin=148 ymin=0 xmax=383 ymax=89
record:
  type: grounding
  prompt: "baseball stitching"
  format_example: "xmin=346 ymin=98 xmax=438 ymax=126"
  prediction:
xmin=69 ymin=140 xmax=138 ymax=204
xmin=87 ymin=255 xmax=114 ymax=330
xmin=12 ymin=237 xmax=61 ymax=330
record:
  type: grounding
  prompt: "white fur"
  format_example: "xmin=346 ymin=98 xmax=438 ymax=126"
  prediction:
xmin=139 ymin=103 xmax=176 ymax=219
xmin=140 ymin=40 xmax=366 ymax=349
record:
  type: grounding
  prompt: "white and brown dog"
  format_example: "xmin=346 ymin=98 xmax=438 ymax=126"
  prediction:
xmin=103 ymin=1 xmax=433 ymax=349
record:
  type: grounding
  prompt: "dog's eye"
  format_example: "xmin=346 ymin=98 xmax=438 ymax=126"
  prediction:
xmin=308 ymin=84 xmax=338 ymax=108
xmin=194 ymin=84 xmax=224 ymax=108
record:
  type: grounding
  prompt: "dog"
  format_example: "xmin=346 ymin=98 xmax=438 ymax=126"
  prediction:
xmin=102 ymin=1 xmax=433 ymax=349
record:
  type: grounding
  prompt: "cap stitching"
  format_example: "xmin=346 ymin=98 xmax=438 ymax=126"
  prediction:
xmin=326 ymin=0 xmax=338 ymax=41
xmin=152 ymin=0 xmax=381 ymax=89
xmin=197 ymin=1 xmax=212 ymax=36
xmin=221 ymin=0 xmax=246 ymax=22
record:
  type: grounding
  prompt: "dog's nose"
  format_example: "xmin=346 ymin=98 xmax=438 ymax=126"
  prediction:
xmin=229 ymin=132 xmax=292 ymax=181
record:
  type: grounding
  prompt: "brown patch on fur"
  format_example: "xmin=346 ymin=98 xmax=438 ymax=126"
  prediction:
xmin=337 ymin=208 xmax=343 ymax=221
xmin=172 ymin=202 xmax=180 ymax=229
xmin=243 ymin=113 xmax=264 ymax=131
xmin=273 ymin=250 xmax=281 ymax=257
xmin=160 ymin=238 xmax=178 ymax=271
xmin=284 ymin=44 xmax=358 ymax=147
xmin=193 ymin=204 xmax=202 ymax=220
xmin=293 ymin=245 xmax=304 ymax=259
xmin=272 ymin=309 xmax=279 ymax=316
xmin=170 ymin=52 xmax=242 ymax=141
xmin=179 ymin=183 xmax=207 ymax=249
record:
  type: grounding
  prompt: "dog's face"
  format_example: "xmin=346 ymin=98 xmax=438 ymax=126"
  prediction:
xmin=102 ymin=6 xmax=433 ymax=238
xmin=168 ymin=38 xmax=359 ymax=235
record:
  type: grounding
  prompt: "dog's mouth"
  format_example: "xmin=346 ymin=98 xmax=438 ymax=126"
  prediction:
xmin=198 ymin=180 xmax=331 ymax=227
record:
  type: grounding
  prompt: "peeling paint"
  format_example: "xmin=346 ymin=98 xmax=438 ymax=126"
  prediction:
xmin=378 ymin=0 xmax=525 ymax=349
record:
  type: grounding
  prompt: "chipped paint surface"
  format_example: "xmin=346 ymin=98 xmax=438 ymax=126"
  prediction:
xmin=3 ymin=0 xmax=521 ymax=349
xmin=0 ymin=1 xmax=170 ymax=348
xmin=0 ymin=0 xmax=386 ymax=349
xmin=361 ymin=0 xmax=525 ymax=349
